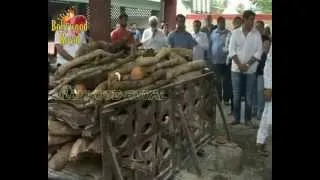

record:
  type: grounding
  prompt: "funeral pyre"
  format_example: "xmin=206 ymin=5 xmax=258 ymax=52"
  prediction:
xmin=48 ymin=41 xmax=209 ymax=173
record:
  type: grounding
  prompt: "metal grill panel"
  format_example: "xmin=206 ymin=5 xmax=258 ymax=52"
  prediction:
xmin=125 ymin=7 xmax=152 ymax=17
xmin=111 ymin=5 xmax=121 ymax=28
xmin=86 ymin=1 xmax=159 ymax=32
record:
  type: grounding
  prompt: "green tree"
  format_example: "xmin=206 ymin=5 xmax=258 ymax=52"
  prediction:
xmin=254 ymin=0 xmax=272 ymax=13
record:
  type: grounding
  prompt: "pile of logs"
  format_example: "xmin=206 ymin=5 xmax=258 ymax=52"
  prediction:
xmin=48 ymin=115 xmax=101 ymax=171
xmin=48 ymin=41 xmax=208 ymax=172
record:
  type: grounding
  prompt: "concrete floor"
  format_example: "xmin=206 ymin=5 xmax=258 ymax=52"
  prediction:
xmin=173 ymin=104 xmax=271 ymax=180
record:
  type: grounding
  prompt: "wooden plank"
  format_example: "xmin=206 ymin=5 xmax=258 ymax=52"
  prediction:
xmin=177 ymin=104 xmax=202 ymax=176
xmin=100 ymin=106 xmax=124 ymax=180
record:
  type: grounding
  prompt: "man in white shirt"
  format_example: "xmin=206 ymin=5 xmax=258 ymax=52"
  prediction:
xmin=256 ymin=45 xmax=272 ymax=156
xmin=54 ymin=12 xmax=87 ymax=66
xmin=224 ymin=16 xmax=242 ymax=114
xmin=55 ymin=31 xmax=86 ymax=66
xmin=228 ymin=10 xmax=263 ymax=126
xmin=141 ymin=16 xmax=168 ymax=51
xmin=191 ymin=20 xmax=209 ymax=60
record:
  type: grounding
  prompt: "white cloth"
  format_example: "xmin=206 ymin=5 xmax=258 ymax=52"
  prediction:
xmin=256 ymin=45 xmax=272 ymax=144
xmin=54 ymin=31 xmax=86 ymax=65
xmin=224 ymin=31 xmax=232 ymax=64
xmin=191 ymin=31 xmax=209 ymax=60
xmin=229 ymin=27 xmax=263 ymax=74
xmin=264 ymin=45 xmax=272 ymax=89
xmin=141 ymin=28 xmax=168 ymax=51
xmin=257 ymin=101 xmax=272 ymax=144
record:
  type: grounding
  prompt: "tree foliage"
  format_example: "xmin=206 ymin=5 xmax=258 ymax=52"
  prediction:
xmin=254 ymin=0 xmax=272 ymax=13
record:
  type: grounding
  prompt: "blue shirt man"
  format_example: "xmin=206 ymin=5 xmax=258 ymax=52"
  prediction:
xmin=210 ymin=26 xmax=230 ymax=64
xmin=209 ymin=16 xmax=230 ymax=102
xmin=168 ymin=31 xmax=197 ymax=49
xmin=167 ymin=14 xmax=197 ymax=49
xmin=130 ymin=23 xmax=141 ymax=41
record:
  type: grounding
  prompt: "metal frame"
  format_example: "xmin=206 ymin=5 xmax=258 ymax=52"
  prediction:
xmin=98 ymin=72 xmax=216 ymax=180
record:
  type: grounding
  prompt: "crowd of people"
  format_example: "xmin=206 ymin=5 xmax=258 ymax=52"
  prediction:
xmin=53 ymin=8 xmax=272 ymax=156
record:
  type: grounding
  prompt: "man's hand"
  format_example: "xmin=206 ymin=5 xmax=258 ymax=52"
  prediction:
xmin=238 ymin=63 xmax=249 ymax=72
xmin=232 ymin=55 xmax=248 ymax=72
xmin=264 ymin=89 xmax=272 ymax=101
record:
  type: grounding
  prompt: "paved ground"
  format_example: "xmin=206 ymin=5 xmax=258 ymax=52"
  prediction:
xmin=173 ymin=103 xmax=271 ymax=180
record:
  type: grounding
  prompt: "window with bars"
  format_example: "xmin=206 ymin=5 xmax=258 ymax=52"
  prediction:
xmin=86 ymin=2 xmax=159 ymax=30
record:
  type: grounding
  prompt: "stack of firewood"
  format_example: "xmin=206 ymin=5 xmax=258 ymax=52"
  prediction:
xmin=48 ymin=115 xmax=102 ymax=171
xmin=49 ymin=41 xmax=207 ymax=103
xmin=48 ymin=41 xmax=208 ymax=171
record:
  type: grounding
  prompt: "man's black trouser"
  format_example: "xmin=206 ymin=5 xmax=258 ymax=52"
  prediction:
xmin=212 ymin=64 xmax=232 ymax=102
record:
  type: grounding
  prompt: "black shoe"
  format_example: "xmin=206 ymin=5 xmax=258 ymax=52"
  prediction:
xmin=229 ymin=121 xmax=241 ymax=125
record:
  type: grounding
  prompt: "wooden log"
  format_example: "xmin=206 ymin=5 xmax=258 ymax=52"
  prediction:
xmin=69 ymin=138 xmax=90 ymax=161
xmin=75 ymin=41 xmax=100 ymax=57
xmin=93 ymin=51 xmax=125 ymax=65
xmin=154 ymin=53 xmax=187 ymax=70
xmin=82 ymin=123 xmax=100 ymax=138
xmin=135 ymin=56 xmax=161 ymax=67
xmin=170 ymin=48 xmax=193 ymax=61
xmin=155 ymin=47 xmax=171 ymax=60
xmin=48 ymin=142 xmax=74 ymax=171
xmin=76 ymin=40 xmax=119 ymax=57
xmin=48 ymin=119 xmax=82 ymax=136
xmin=48 ymin=144 xmax=61 ymax=154
xmin=138 ymin=48 xmax=156 ymax=57
xmin=48 ymin=153 xmax=52 ymax=161
xmin=57 ymin=51 xmax=125 ymax=82
xmin=91 ymin=81 xmax=108 ymax=96
xmin=111 ymin=69 xmax=166 ymax=90
xmin=174 ymin=70 xmax=203 ymax=82
xmin=56 ymin=55 xmax=136 ymax=90
xmin=87 ymin=134 xmax=102 ymax=154
xmin=49 ymin=65 xmax=107 ymax=95
xmin=139 ymin=79 xmax=171 ymax=90
xmin=166 ymin=60 xmax=206 ymax=80
xmin=48 ymin=134 xmax=74 ymax=146
xmin=55 ymin=49 xmax=108 ymax=79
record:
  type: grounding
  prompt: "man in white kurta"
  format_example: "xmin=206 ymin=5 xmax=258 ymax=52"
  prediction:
xmin=191 ymin=20 xmax=209 ymax=60
xmin=256 ymin=45 xmax=272 ymax=155
xmin=141 ymin=16 xmax=168 ymax=51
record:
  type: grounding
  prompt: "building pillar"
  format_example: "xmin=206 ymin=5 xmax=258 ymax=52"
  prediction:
xmin=164 ymin=0 xmax=177 ymax=31
xmin=160 ymin=0 xmax=165 ymax=22
xmin=89 ymin=0 xmax=111 ymax=42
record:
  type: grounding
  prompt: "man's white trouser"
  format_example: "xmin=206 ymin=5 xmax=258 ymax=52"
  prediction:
xmin=256 ymin=101 xmax=272 ymax=144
